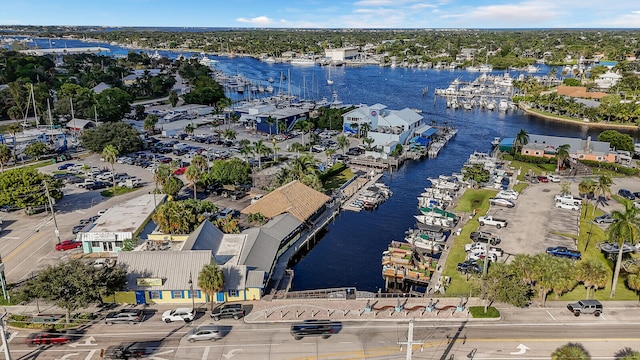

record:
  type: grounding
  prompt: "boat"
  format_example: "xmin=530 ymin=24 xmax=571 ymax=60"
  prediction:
xmin=491 ymin=137 xmax=502 ymax=147
xmin=199 ymin=54 xmax=217 ymax=67
xmin=498 ymin=98 xmax=509 ymax=112
xmin=268 ymin=77 xmax=275 ymax=83
xmin=414 ymin=215 xmax=454 ymax=228
xmin=479 ymin=64 xmax=493 ymax=72
xmin=290 ymin=58 xmax=316 ymax=66
xmin=405 ymin=233 xmax=443 ymax=252
xmin=327 ymin=65 xmax=334 ymax=85
xmin=265 ymin=85 xmax=274 ymax=93
xmin=263 ymin=57 xmax=276 ymax=63
xmin=525 ymin=65 xmax=540 ymax=73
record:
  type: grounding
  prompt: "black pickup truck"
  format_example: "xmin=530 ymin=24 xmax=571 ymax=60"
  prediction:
xmin=546 ymin=246 xmax=582 ymax=260
xmin=457 ymin=260 xmax=482 ymax=275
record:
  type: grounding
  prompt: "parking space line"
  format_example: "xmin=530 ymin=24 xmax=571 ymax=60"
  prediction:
xmin=546 ymin=311 xmax=556 ymax=320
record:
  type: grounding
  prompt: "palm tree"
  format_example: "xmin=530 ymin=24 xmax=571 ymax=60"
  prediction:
xmin=625 ymin=270 xmax=640 ymax=303
xmin=362 ymin=137 xmax=375 ymax=150
xmin=223 ymin=129 xmax=236 ymax=141
xmin=184 ymin=123 xmax=195 ymax=135
xmin=593 ymin=175 xmax=613 ymax=215
xmin=143 ymin=114 xmax=158 ymax=133
xmin=607 ymin=203 xmax=640 ymax=297
xmin=360 ymin=122 xmax=372 ymax=138
xmin=253 ymin=140 xmax=271 ymax=168
xmin=264 ymin=115 xmax=275 ymax=137
xmin=295 ymin=119 xmax=312 ymax=147
xmin=325 ymin=148 xmax=336 ymax=163
xmin=198 ymin=263 xmax=225 ymax=311
xmin=513 ymin=129 xmax=529 ymax=154
xmin=102 ymin=144 xmax=119 ymax=195
xmin=154 ymin=164 xmax=171 ymax=190
xmin=555 ymin=144 xmax=570 ymax=171
xmin=7 ymin=123 xmax=20 ymax=161
xmin=551 ymin=343 xmax=591 ymax=360
xmin=185 ymin=165 xmax=202 ymax=200
xmin=336 ymin=134 xmax=350 ymax=155
xmin=576 ymin=259 xmax=609 ymax=299
xmin=615 ymin=348 xmax=640 ymax=360
xmin=240 ymin=144 xmax=253 ymax=162
xmin=271 ymin=138 xmax=280 ymax=162
xmin=0 ymin=144 xmax=11 ymax=172
xmin=191 ymin=154 xmax=208 ymax=172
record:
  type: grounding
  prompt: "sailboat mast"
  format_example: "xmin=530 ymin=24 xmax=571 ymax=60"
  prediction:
xmin=30 ymin=83 xmax=38 ymax=126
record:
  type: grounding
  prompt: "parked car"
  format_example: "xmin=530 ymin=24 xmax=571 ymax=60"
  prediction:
xmin=57 ymin=163 xmax=75 ymax=171
xmin=105 ymin=309 xmax=145 ymax=325
xmin=555 ymin=201 xmax=580 ymax=211
xmin=210 ymin=304 xmax=245 ymax=320
xmin=185 ymin=325 xmax=222 ymax=342
xmin=25 ymin=330 xmax=73 ymax=346
xmin=618 ymin=189 xmax=636 ymax=200
xmin=495 ymin=189 xmax=519 ymax=201
xmin=161 ymin=307 xmax=194 ymax=323
xmin=86 ymin=181 xmax=109 ymax=190
xmin=457 ymin=260 xmax=482 ymax=275
xmin=567 ymin=299 xmax=603 ymax=317
xmin=594 ymin=214 xmax=616 ymax=224
xmin=537 ymin=176 xmax=549 ymax=183
xmin=546 ymin=174 xmax=561 ymax=182
xmin=546 ymin=246 xmax=582 ymax=260
xmin=251 ymin=194 xmax=264 ymax=204
xmin=489 ymin=197 xmax=515 ymax=208
xmin=173 ymin=167 xmax=187 ymax=175
xmin=55 ymin=240 xmax=82 ymax=251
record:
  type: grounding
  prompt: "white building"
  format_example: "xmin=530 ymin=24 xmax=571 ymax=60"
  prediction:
xmin=342 ymin=104 xmax=426 ymax=153
xmin=594 ymin=71 xmax=623 ymax=90
xmin=324 ymin=47 xmax=359 ymax=62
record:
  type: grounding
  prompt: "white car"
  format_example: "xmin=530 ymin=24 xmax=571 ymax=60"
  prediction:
xmin=547 ymin=174 xmax=561 ymax=182
xmin=161 ymin=307 xmax=194 ymax=323
xmin=489 ymin=197 xmax=515 ymax=208
xmin=555 ymin=201 xmax=580 ymax=211
xmin=467 ymin=251 xmax=497 ymax=263
xmin=496 ymin=190 xmax=519 ymax=200
xmin=634 ymin=201 xmax=640 ymax=210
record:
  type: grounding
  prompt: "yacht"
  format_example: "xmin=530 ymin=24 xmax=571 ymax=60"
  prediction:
xmin=290 ymin=58 xmax=316 ymax=66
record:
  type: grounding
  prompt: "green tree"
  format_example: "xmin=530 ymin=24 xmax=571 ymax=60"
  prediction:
xmin=204 ymin=158 xmax=251 ymax=185
xmin=152 ymin=199 xmax=217 ymax=234
xmin=576 ymin=259 xmax=609 ymax=299
xmin=214 ymin=215 xmax=240 ymax=234
xmin=593 ymin=175 xmax=613 ymax=215
xmin=555 ymin=144 xmax=570 ymax=170
xmin=169 ymin=91 xmax=179 ymax=107
xmin=247 ymin=212 xmax=267 ymax=225
xmin=223 ymin=129 xmax=236 ymax=141
xmin=154 ymin=164 xmax=172 ymax=188
xmin=476 ymin=262 xmax=531 ymax=311
xmin=513 ymin=129 xmax=529 ymax=154
xmin=143 ymin=114 xmax=159 ymax=133
xmin=253 ymin=140 xmax=271 ymax=168
xmin=184 ymin=123 xmax=195 ymax=135
xmin=336 ymin=134 xmax=350 ymax=155
xmin=551 ymin=343 xmax=591 ymax=360
xmin=24 ymin=141 xmax=48 ymax=160
xmin=81 ymin=122 xmax=143 ymax=154
xmin=95 ymin=88 xmax=132 ymax=122
xmin=0 ymin=168 xmax=63 ymax=209
xmin=607 ymin=203 xmax=640 ymax=297
xmin=0 ymin=144 xmax=11 ymax=172
xmin=185 ymin=165 xmax=202 ymax=199
xmin=198 ymin=263 xmax=225 ymax=311
xmin=102 ymin=144 xmax=119 ymax=195
xmin=462 ymin=163 xmax=490 ymax=186
xmin=625 ymin=270 xmax=640 ymax=303
xmin=598 ymin=130 xmax=634 ymax=152
xmin=191 ymin=154 xmax=208 ymax=172
xmin=13 ymin=260 xmax=126 ymax=323
xmin=615 ymin=348 xmax=640 ymax=360
xmin=162 ymin=176 xmax=184 ymax=198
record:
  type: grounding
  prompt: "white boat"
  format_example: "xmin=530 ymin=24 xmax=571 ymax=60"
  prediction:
xmin=263 ymin=57 xmax=276 ymax=63
xmin=265 ymin=85 xmax=274 ymax=93
xmin=290 ymin=58 xmax=315 ymax=66
xmin=199 ymin=54 xmax=217 ymax=67
xmin=414 ymin=215 xmax=453 ymax=228
xmin=491 ymin=137 xmax=502 ymax=147
xmin=327 ymin=65 xmax=334 ymax=85
xmin=486 ymin=100 xmax=496 ymax=111
xmin=405 ymin=234 xmax=443 ymax=252
xmin=466 ymin=66 xmax=480 ymax=72
xmin=525 ymin=65 xmax=539 ymax=73
xmin=479 ymin=64 xmax=493 ymax=72
xmin=498 ymin=98 xmax=509 ymax=112
xmin=267 ymin=77 xmax=275 ymax=83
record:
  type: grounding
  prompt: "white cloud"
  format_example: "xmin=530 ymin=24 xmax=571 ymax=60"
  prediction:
xmin=235 ymin=16 xmax=273 ymax=26
xmin=606 ymin=11 xmax=640 ymax=27
xmin=444 ymin=1 xmax=562 ymax=26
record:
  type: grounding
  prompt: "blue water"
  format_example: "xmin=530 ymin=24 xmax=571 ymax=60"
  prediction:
xmin=10 ymin=36 xmax=637 ymax=292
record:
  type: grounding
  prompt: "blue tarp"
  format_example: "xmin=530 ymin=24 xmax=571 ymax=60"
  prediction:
xmin=416 ymin=137 xmax=430 ymax=146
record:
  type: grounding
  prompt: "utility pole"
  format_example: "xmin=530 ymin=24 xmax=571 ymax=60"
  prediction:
xmin=0 ymin=309 xmax=12 ymax=360
xmin=43 ymin=181 xmax=61 ymax=244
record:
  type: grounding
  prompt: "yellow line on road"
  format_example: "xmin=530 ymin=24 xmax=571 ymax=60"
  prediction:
xmin=4 ymin=229 xmax=48 ymax=263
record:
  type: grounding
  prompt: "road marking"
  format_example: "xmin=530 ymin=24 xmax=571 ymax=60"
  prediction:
xmin=222 ymin=349 xmax=243 ymax=359
xmin=4 ymin=230 xmax=47 ymax=264
xmin=2 ymin=236 xmax=19 ymax=239
xmin=55 ymin=353 xmax=79 ymax=360
xmin=546 ymin=310 xmax=556 ymax=320
xmin=201 ymin=346 xmax=210 ymax=360
xmin=339 ymin=341 xmax=353 ymax=344
xmin=75 ymin=210 xmax=86 ymax=214
xmin=148 ymin=349 xmax=173 ymax=360
xmin=84 ymin=349 xmax=97 ymax=360
xmin=68 ymin=336 xmax=96 ymax=348
xmin=510 ymin=344 xmax=530 ymax=355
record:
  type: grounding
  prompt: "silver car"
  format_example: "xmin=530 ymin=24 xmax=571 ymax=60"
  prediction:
xmin=185 ymin=325 xmax=222 ymax=342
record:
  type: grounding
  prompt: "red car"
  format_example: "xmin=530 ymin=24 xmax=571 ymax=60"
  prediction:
xmin=537 ymin=176 xmax=549 ymax=183
xmin=56 ymin=240 xmax=82 ymax=251
xmin=173 ymin=167 xmax=187 ymax=175
xmin=25 ymin=331 xmax=72 ymax=346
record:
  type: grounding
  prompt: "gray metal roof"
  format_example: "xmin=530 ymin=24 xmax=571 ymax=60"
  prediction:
xmin=117 ymin=250 xmax=212 ymax=291
xmin=246 ymin=270 xmax=267 ymax=288
xmin=181 ymin=220 xmax=225 ymax=252
xmin=525 ymin=134 xmax=610 ymax=155
xmin=221 ymin=264 xmax=246 ymax=291
xmin=238 ymin=228 xmax=280 ymax=272
xmin=261 ymin=213 xmax=302 ymax=241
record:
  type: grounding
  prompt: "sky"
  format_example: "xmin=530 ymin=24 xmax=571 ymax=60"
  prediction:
xmin=1 ymin=0 xmax=639 ymax=29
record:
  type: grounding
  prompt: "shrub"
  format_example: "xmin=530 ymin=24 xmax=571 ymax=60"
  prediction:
xmin=513 ymin=153 xmax=555 ymax=164
xmin=579 ymin=160 xmax=639 ymax=175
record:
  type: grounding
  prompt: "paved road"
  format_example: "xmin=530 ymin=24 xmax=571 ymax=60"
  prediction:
xmin=4 ymin=303 xmax=640 ymax=360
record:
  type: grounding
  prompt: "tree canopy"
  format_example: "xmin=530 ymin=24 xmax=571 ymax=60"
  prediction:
xmin=0 ymin=167 xmax=63 ymax=208
xmin=152 ymin=199 xmax=217 ymax=234
xmin=203 ymin=158 xmax=251 ymax=186
xmin=81 ymin=122 xmax=143 ymax=153
xmin=598 ymin=130 xmax=634 ymax=152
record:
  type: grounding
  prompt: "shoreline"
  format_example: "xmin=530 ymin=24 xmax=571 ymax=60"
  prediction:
xmin=519 ymin=104 xmax=639 ymax=131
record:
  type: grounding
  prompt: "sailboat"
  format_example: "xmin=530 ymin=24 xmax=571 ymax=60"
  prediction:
xmin=327 ymin=65 xmax=334 ymax=85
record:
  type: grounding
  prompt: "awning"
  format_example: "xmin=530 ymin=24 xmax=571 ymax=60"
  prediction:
xmin=421 ymin=127 xmax=438 ymax=137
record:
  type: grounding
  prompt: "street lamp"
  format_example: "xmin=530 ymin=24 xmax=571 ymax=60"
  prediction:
xmin=188 ymin=272 xmax=195 ymax=311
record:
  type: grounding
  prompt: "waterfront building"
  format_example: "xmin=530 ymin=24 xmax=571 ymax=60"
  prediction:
xmin=521 ymin=134 xmax=615 ymax=163
xmin=324 ymin=47 xmax=359 ymax=62
xmin=594 ymin=71 xmax=623 ymax=90
xmin=77 ymin=193 xmax=166 ymax=254
xmin=341 ymin=104 xmax=426 ymax=153
xmin=556 ymin=85 xmax=607 ymax=101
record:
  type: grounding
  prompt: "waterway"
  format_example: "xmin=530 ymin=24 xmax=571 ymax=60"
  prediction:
xmin=8 ymin=36 xmax=637 ymax=292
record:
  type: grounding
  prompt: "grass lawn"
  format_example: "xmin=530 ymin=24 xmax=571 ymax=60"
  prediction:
xmin=323 ymin=168 xmax=354 ymax=190
xmin=442 ymin=188 xmax=497 ymax=295
xmin=508 ymin=160 xmax=552 ymax=181
xmin=468 ymin=306 xmax=500 ymax=318
xmin=100 ymin=186 xmax=141 ymax=197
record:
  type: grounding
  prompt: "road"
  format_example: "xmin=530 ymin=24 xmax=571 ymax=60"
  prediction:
xmin=4 ymin=304 xmax=640 ymax=360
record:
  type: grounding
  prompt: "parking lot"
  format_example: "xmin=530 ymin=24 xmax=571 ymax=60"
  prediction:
xmin=481 ymin=175 xmax=637 ymax=262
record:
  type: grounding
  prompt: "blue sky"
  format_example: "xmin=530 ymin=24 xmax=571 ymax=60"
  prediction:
xmin=1 ymin=0 xmax=639 ymax=28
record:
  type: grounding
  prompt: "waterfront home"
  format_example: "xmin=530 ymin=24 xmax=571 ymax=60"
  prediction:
xmin=521 ymin=134 xmax=615 ymax=163
xmin=341 ymin=103 xmax=425 ymax=153
xmin=556 ymin=85 xmax=607 ymax=101
xmin=594 ymin=71 xmax=623 ymax=90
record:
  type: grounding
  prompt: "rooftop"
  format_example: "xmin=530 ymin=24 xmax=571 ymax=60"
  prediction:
xmin=89 ymin=194 xmax=166 ymax=234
